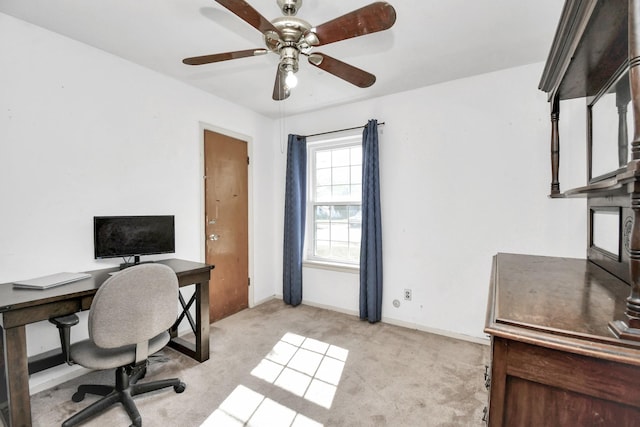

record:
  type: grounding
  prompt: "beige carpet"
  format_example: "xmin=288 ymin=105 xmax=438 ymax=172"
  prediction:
xmin=31 ymin=299 xmax=489 ymax=426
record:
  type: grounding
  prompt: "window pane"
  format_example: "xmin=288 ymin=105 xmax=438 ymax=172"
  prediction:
xmin=315 ymin=222 xmax=330 ymax=241
xmin=332 ymin=148 xmax=350 ymax=167
xmin=351 ymin=185 xmax=361 ymax=200
xmin=350 ymin=146 xmax=362 ymax=165
xmin=315 ymin=240 xmax=330 ymax=257
xmin=315 ymin=205 xmax=330 ymax=220
xmin=331 ymin=206 xmax=349 ymax=220
xmin=316 ymin=151 xmax=331 ymax=169
xmin=348 ymin=242 xmax=360 ymax=262
xmin=349 ymin=205 xmax=361 ymax=243
xmin=332 ymin=166 xmax=350 ymax=185
xmin=351 ymin=165 xmax=362 ymax=185
xmin=316 ymin=186 xmax=331 ymax=202
xmin=316 ymin=168 xmax=331 ymax=186
xmin=350 ymin=223 xmax=361 ymax=243
xmin=349 ymin=206 xmax=361 ymax=224
xmin=331 ymin=223 xmax=349 ymax=242
xmin=332 ymin=185 xmax=350 ymax=200
xmin=330 ymin=241 xmax=349 ymax=259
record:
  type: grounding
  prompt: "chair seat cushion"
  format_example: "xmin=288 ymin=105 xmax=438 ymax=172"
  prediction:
xmin=70 ymin=331 xmax=170 ymax=370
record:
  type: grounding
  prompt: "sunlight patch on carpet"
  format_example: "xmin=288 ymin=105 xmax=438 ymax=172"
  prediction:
xmin=200 ymin=384 xmax=323 ymax=427
xmin=200 ymin=333 xmax=347 ymax=426
xmin=252 ymin=332 xmax=348 ymax=409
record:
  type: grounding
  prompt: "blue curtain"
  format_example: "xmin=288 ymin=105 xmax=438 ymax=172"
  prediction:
xmin=283 ymin=134 xmax=307 ymax=306
xmin=360 ymin=120 xmax=383 ymax=323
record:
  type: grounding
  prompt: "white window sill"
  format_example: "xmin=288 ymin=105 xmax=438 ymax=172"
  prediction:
xmin=303 ymin=260 xmax=359 ymax=274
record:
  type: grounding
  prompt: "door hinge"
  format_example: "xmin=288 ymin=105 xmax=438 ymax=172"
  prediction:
xmin=248 ymin=277 xmax=251 ymax=287
xmin=247 ymin=156 xmax=250 ymax=165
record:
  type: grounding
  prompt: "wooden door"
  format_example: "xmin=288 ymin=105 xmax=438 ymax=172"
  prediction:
xmin=204 ymin=130 xmax=249 ymax=322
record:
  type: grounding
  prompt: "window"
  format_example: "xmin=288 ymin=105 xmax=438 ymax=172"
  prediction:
xmin=306 ymin=133 xmax=362 ymax=267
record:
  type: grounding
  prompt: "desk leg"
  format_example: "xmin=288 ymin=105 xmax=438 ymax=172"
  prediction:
xmin=168 ymin=280 xmax=210 ymax=362
xmin=195 ymin=279 xmax=210 ymax=362
xmin=1 ymin=325 xmax=30 ymax=427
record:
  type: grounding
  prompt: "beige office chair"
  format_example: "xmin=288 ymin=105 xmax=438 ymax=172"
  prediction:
xmin=51 ymin=263 xmax=185 ymax=427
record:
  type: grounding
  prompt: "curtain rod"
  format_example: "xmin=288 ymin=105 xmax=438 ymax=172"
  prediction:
xmin=303 ymin=122 xmax=385 ymax=138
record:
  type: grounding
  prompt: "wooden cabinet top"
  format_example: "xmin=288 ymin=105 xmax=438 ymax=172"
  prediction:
xmin=485 ymin=253 xmax=640 ymax=365
xmin=539 ymin=0 xmax=628 ymax=100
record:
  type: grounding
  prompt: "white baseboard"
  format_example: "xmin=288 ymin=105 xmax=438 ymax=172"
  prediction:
xmin=29 ymin=364 xmax=91 ymax=395
xmin=300 ymin=299 xmax=359 ymax=317
xmin=273 ymin=295 xmax=490 ymax=346
xmin=380 ymin=316 xmax=490 ymax=346
xmin=251 ymin=294 xmax=278 ymax=308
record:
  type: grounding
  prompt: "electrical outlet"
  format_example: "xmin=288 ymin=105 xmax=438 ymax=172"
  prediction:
xmin=404 ymin=289 xmax=412 ymax=301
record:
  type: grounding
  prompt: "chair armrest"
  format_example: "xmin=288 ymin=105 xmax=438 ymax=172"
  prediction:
xmin=49 ymin=314 xmax=80 ymax=365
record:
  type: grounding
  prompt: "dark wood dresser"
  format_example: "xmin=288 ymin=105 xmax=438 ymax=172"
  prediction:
xmin=484 ymin=253 xmax=640 ymax=426
xmin=484 ymin=2 xmax=640 ymax=423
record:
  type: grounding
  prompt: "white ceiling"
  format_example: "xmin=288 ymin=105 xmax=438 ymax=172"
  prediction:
xmin=0 ymin=0 xmax=565 ymax=118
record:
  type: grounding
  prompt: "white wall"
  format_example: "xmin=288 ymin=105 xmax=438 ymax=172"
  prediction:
xmin=0 ymin=13 xmax=280 ymax=363
xmin=281 ymin=62 xmax=587 ymax=340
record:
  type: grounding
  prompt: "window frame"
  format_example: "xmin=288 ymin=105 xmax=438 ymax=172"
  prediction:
xmin=304 ymin=132 xmax=362 ymax=271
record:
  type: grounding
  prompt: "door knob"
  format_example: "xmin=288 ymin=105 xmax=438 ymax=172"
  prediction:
xmin=208 ymin=234 xmax=220 ymax=241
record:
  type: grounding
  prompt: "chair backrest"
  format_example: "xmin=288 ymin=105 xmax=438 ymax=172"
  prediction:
xmin=88 ymin=263 xmax=178 ymax=350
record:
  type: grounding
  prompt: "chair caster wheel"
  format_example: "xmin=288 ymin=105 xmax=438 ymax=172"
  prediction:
xmin=174 ymin=382 xmax=186 ymax=393
xmin=71 ymin=392 xmax=85 ymax=402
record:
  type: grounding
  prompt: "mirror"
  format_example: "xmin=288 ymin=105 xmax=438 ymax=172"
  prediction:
xmin=589 ymin=70 xmax=632 ymax=181
xmin=591 ymin=209 xmax=621 ymax=258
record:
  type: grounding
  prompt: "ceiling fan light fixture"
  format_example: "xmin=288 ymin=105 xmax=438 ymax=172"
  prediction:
xmin=279 ymin=46 xmax=299 ymax=91
xmin=285 ymin=70 xmax=298 ymax=89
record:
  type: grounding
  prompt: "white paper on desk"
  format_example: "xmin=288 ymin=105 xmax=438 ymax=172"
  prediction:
xmin=13 ymin=272 xmax=92 ymax=290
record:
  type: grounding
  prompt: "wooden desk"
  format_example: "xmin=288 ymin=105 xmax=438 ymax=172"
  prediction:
xmin=485 ymin=253 xmax=640 ymax=426
xmin=0 ymin=258 xmax=213 ymax=427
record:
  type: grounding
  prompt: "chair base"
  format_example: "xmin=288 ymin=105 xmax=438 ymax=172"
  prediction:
xmin=62 ymin=363 xmax=185 ymax=427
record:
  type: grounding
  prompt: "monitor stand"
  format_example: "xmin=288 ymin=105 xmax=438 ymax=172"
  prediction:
xmin=119 ymin=255 xmax=155 ymax=270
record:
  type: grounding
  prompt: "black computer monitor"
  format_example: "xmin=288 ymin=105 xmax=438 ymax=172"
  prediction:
xmin=93 ymin=215 xmax=175 ymax=267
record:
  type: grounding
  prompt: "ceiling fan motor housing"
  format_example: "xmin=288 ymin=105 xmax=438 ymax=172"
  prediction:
xmin=277 ymin=0 xmax=302 ymax=16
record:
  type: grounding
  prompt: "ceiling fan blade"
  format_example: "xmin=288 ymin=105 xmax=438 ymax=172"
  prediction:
xmin=272 ymin=69 xmax=290 ymax=101
xmin=215 ymin=0 xmax=281 ymax=36
xmin=182 ymin=49 xmax=268 ymax=65
xmin=308 ymin=53 xmax=376 ymax=88
xmin=313 ymin=2 xmax=396 ymax=46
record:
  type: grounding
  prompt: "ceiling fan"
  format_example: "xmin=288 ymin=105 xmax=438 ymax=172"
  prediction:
xmin=182 ymin=0 xmax=397 ymax=101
